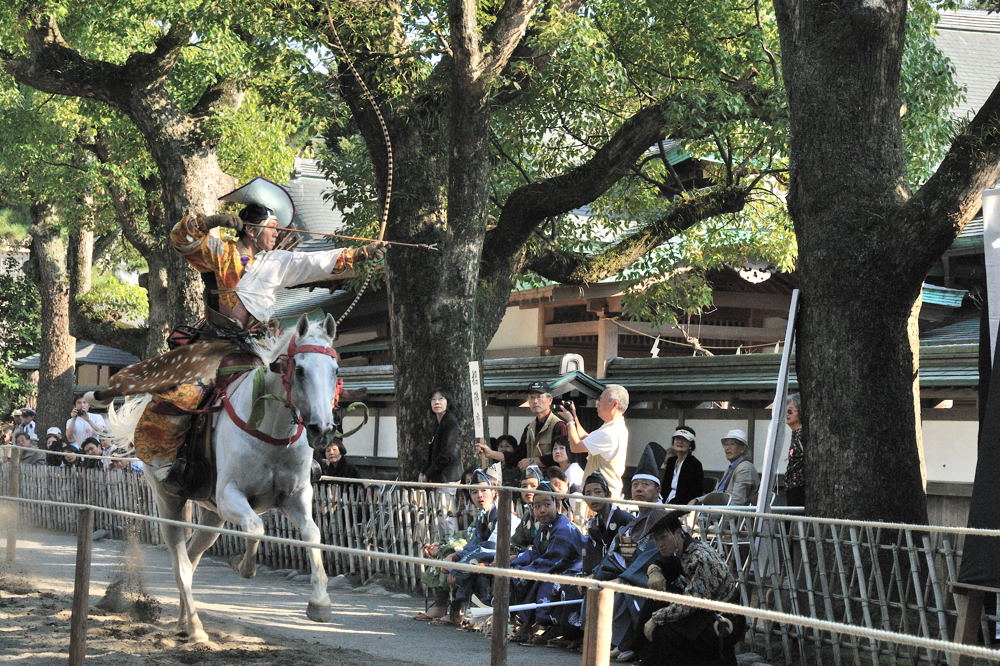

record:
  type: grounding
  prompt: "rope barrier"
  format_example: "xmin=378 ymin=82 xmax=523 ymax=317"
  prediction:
xmin=2 ymin=492 xmax=999 ymax=661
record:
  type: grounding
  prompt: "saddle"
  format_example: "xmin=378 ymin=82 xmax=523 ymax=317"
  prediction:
xmin=161 ymin=352 xmax=262 ymax=500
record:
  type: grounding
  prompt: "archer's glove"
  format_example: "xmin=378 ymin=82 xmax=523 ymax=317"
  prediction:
xmin=647 ymin=563 xmax=666 ymax=591
xmin=644 ymin=617 xmax=658 ymax=642
xmin=205 ymin=214 xmax=243 ymax=233
xmin=355 ymin=241 xmax=387 ymax=262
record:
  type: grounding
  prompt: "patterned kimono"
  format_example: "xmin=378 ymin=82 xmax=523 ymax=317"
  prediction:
xmin=509 ymin=513 xmax=584 ymax=625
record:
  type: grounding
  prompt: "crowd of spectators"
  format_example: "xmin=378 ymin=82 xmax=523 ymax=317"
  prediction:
xmin=0 ymin=395 xmax=141 ymax=473
xmin=411 ymin=380 xmax=759 ymax=665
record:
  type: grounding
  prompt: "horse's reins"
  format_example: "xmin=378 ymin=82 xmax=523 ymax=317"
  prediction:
xmin=222 ymin=335 xmax=339 ymax=447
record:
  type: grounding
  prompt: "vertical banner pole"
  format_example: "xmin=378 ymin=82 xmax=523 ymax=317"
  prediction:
xmin=5 ymin=446 xmax=20 ymax=564
xmin=68 ymin=507 xmax=95 ymax=665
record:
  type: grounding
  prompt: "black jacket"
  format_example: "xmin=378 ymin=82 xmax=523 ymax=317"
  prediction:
xmin=424 ymin=411 xmax=463 ymax=483
xmin=660 ymin=454 xmax=704 ymax=505
xmin=320 ymin=458 xmax=360 ymax=482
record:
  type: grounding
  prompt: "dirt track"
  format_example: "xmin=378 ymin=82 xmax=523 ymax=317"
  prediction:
xmin=0 ymin=528 xmax=574 ymax=665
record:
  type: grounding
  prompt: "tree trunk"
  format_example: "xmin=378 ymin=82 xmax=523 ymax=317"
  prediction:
xmin=68 ymin=227 xmax=93 ymax=297
xmin=29 ymin=203 xmax=76 ymax=433
xmin=775 ymin=0 xmax=928 ymax=522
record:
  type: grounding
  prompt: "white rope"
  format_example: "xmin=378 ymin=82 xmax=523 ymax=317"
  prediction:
xmin=2 ymin=492 xmax=999 ymax=661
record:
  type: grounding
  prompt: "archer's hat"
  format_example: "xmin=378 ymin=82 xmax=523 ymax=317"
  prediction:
xmin=486 ymin=462 xmax=503 ymax=485
xmin=219 ymin=177 xmax=296 ymax=227
xmin=535 ymin=480 xmax=555 ymax=495
xmin=19 ymin=407 xmax=36 ymax=416
xmin=632 ymin=443 xmax=661 ymax=486
xmin=523 ymin=464 xmax=545 ymax=482
xmin=584 ymin=470 xmax=610 ymax=494
xmin=471 ymin=468 xmax=492 ymax=484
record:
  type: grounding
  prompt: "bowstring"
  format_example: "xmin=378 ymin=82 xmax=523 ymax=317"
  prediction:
xmin=324 ymin=3 xmax=393 ymax=325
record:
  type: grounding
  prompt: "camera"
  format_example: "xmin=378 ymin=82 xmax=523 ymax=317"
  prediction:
xmin=554 ymin=399 xmax=573 ymax=412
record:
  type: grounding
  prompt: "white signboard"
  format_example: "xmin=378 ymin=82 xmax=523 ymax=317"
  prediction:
xmin=468 ymin=360 xmax=485 ymax=440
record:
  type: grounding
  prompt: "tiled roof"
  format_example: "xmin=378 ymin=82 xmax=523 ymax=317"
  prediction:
xmin=12 ymin=340 xmax=139 ymax=370
xmin=936 ymin=10 xmax=1000 ymax=119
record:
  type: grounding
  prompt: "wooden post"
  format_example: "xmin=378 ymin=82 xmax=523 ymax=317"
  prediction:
xmin=950 ymin=585 xmax=986 ymax=666
xmin=491 ymin=488 xmax=512 ymax=666
xmin=5 ymin=446 xmax=20 ymax=564
xmin=581 ymin=586 xmax=614 ymax=666
xmin=68 ymin=507 xmax=95 ymax=666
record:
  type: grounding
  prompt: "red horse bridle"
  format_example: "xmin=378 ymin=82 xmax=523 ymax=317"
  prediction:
xmin=222 ymin=335 xmax=339 ymax=447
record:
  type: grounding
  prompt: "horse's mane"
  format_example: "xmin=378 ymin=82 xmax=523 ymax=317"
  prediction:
xmin=249 ymin=319 xmax=330 ymax=366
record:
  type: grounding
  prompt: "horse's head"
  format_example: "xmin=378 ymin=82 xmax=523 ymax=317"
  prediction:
xmin=281 ymin=314 xmax=340 ymax=449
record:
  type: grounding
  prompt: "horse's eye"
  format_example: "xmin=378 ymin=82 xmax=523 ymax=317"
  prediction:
xmin=295 ymin=366 xmax=306 ymax=377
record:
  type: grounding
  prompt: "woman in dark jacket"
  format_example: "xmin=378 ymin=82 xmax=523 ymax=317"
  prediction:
xmin=319 ymin=439 xmax=360 ymax=482
xmin=660 ymin=426 xmax=704 ymax=505
xmin=418 ymin=389 xmax=463 ymax=484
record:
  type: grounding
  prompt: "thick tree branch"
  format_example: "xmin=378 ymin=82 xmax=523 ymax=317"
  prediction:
xmin=449 ymin=0 xmax=484 ymax=87
xmin=484 ymin=101 xmax=670 ymax=261
xmin=904 ymin=80 xmax=1000 ymax=271
xmin=525 ymin=185 xmax=749 ymax=283
xmin=480 ymin=0 xmax=545 ymax=82
xmin=190 ymin=77 xmax=245 ymax=118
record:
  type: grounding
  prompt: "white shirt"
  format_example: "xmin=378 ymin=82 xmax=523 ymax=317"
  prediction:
xmin=66 ymin=413 xmax=107 ymax=448
xmin=235 ymin=248 xmax=347 ymax=322
xmin=581 ymin=416 xmax=629 ymax=499
xmin=665 ymin=457 xmax=684 ymax=503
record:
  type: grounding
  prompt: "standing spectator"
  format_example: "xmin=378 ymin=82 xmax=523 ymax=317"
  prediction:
xmin=660 ymin=426 xmax=704 ymax=505
xmin=420 ymin=388 xmax=463 ymax=536
xmin=44 ymin=427 xmax=68 ymax=466
xmin=784 ymin=394 xmax=806 ymax=506
xmin=2 ymin=425 xmax=12 ymax=462
xmin=476 ymin=381 xmax=568 ymax=471
xmin=695 ymin=429 xmax=758 ymax=506
xmin=99 ymin=437 xmax=118 ymax=470
xmin=319 ymin=439 xmax=360 ymax=482
xmin=492 ymin=434 xmax=520 ymax=487
xmin=15 ymin=432 xmax=46 ymax=465
xmin=13 ymin=408 xmax=37 ymax=441
xmin=66 ymin=394 xmax=107 ymax=450
xmin=551 ymin=439 xmax=584 ymax=491
xmin=559 ymin=385 xmax=630 ymax=499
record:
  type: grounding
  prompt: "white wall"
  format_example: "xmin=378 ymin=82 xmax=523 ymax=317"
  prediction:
xmin=488 ymin=306 xmax=538 ymax=351
xmin=922 ymin=420 xmax=979 ymax=483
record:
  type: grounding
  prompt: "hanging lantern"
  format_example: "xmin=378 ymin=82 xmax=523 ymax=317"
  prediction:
xmin=738 ymin=258 xmax=773 ymax=284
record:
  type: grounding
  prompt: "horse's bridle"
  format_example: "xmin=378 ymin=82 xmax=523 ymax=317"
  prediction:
xmin=223 ymin=334 xmax=339 ymax=447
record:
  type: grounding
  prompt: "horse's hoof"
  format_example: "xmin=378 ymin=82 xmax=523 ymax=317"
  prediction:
xmin=306 ymin=602 xmax=332 ymax=623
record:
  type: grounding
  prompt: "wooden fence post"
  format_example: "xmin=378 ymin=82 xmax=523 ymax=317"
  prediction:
xmin=68 ymin=507 xmax=95 ymax=665
xmin=5 ymin=446 xmax=20 ymax=564
xmin=581 ymin=586 xmax=614 ymax=666
xmin=491 ymin=488 xmax=512 ymax=666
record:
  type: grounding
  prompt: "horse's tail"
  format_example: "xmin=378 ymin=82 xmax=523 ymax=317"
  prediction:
xmin=104 ymin=394 xmax=153 ymax=448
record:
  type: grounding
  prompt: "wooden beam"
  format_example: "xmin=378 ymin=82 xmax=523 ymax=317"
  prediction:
xmin=596 ymin=318 xmax=619 ymax=379
xmin=712 ymin=291 xmax=792 ymax=311
xmin=545 ymin=319 xmax=785 ymax=343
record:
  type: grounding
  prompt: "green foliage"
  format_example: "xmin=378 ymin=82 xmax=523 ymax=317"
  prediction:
xmin=77 ymin=273 xmax=149 ymax=325
xmin=0 ymin=255 xmax=41 ymax=416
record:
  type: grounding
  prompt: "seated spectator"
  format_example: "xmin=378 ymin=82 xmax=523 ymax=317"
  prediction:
xmin=493 ymin=434 xmax=520 ymax=487
xmin=98 ymin=437 xmax=118 ymax=470
xmin=110 ymin=457 xmax=144 ymax=473
xmin=508 ymin=481 xmax=584 ymax=645
xmin=693 ymin=429 xmax=758 ymax=506
xmin=319 ymin=440 xmax=360 ymax=482
xmin=511 ymin=465 xmax=544 ymax=554
xmin=545 ymin=466 xmax=582 ymax=526
xmin=80 ymin=437 xmax=103 ymax=470
xmin=15 ymin=432 xmax=46 ymax=465
xmin=61 ymin=443 xmax=84 ymax=467
xmin=593 ymin=443 xmax=664 ymax=656
xmin=635 ymin=510 xmax=744 ymax=666
xmin=660 ymin=426 xmax=704 ymax=505
xmin=582 ymin=471 xmax=634 ymax=573
xmin=44 ymin=427 xmax=68 ymax=466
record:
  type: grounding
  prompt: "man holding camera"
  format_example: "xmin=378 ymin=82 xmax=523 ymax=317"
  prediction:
xmin=66 ymin=394 xmax=107 ymax=450
xmin=477 ymin=380 xmax=568 ymax=471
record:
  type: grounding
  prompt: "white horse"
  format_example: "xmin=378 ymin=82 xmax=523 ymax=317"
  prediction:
xmin=108 ymin=314 xmax=338 ymax=642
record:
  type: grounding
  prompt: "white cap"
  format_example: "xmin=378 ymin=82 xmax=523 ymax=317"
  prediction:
xmin=46 ymin=427 xmax=62 ymax=437
xmin=672 ymin=428 xmax=695 ymax=442
xmin=722 ymin=429 xmax=748 ymax=446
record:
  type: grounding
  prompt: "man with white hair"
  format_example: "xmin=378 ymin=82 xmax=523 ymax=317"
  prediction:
xmin=557 ymin=384 xmax=630 ymax=499
xmin=694 ymin=428 xmax=759 ymax=506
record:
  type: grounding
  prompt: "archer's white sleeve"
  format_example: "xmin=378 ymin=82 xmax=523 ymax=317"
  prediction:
xmin=235 ymin=249 xmax=346 ymax=322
